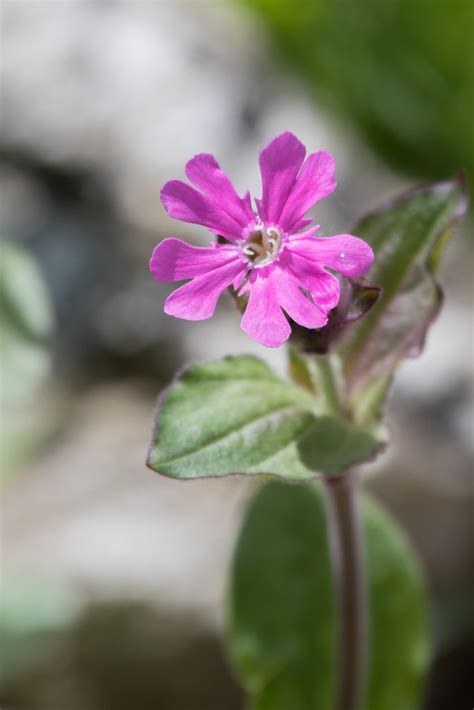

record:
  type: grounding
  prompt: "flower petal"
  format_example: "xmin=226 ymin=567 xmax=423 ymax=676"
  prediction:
xmin=288 ymin=234 xmax=374 ymax=277
xmin=289 ymin=217 xmax=314 ymax=233
xmin=279 ymin=151 xmax=336 ymax=232
xmin=258 ymin=132 xmax=306 ymax=225
xmin=240 ymin=270 xmax=291 ymax=347
xmin=164 ymin=259 xmax=245 ymax=321
xmin=285 ymin=251 xmax=340 ymax=313
xmin=271 ymin=266 xmax=328 ymax=329
xmin=150 ymin=238 xmax=238 ymax=282
xmin=288 ymin=225 xmax=320 ymax=240
xmin=185 ymin=154 xmax=255 ymax=228
xmin=160 ymin=180 xmax=244 ymax=241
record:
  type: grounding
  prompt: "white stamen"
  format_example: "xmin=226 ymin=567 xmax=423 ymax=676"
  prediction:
xmin=242 ymin=225 xmax=282 ymax=267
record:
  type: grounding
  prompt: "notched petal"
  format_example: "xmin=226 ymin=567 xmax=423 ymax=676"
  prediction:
xmin=160 ymin=179 xmax=243 ymax=241
xmin=164 ymin=259 xmax=246 ymax=321
xmin=279 ymin=151 xmax=336 ymax=232
xmin=258 ymin=132 xmax=306 ymax=224
xmin=150 ymin=238 xmax=239 ymax=282
xmin=289 ymin=234 xmax=374 ymax=277
xmin=240 ymin=271 xmax=291 ymax=347
xmin=185 ymin=153 xmax=255 ymax=227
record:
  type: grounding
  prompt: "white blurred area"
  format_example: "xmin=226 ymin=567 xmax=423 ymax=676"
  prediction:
xmin=1 ymin=0 xmax=472 ymax=633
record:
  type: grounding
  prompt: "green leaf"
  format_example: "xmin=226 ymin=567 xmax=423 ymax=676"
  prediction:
xmin=227 ymin=481 xmax=429 ymax=710
xmin=228 ymin=482 xmax=337 ymax=710
xmin=363 ymin=495 xmax=430 ymax=710
xmin=337 ymin=178 xmax=467 ymax=424
xmin=147 ymin=356 xmax=383 ymax=481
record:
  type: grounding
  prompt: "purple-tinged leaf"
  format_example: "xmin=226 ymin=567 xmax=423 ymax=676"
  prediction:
xmin=147 ymin=355 xmax=383 ymax=481
xmin=337 ymin=177 xmax=468 ymax=424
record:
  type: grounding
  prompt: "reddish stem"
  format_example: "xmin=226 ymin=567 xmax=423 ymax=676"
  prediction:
xmin=324 ymin=473 xmax=367 ymax=710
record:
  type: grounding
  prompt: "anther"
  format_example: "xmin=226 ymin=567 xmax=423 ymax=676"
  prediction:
xmin=243 ymin=226 xmax=282 ymax=267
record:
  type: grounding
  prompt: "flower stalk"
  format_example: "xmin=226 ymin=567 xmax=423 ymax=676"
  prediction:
xmin=310 ymin=354 xmax=342 ymax=416
xmin=324 ymin=473 xmax=367 ymax=710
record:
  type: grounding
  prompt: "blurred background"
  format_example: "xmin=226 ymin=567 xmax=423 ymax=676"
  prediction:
xmin=0 ymin=1 xmax=472 ymax=708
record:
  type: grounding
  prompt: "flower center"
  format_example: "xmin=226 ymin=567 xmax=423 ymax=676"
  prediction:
xmin=242 ymin=226 xmax=282 ymax=267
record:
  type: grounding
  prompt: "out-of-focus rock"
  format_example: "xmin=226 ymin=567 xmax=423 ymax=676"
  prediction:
xmin=1 ymin=0 xmax=264 ymax=233
xmin=0 ymin=600 xmax=244 ymax=710
xmin=1 ymin=383 xmax=256 ymax=623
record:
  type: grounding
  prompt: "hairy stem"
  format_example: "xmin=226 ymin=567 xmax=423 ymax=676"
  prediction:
xmin=324 ymin=473 xmax=367 ymax=710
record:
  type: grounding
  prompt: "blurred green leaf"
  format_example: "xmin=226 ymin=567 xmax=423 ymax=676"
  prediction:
xmin=227 ymin=481 xmax=429 ymax=710
xmin=228 ymin=482 xmax=336 ymax=710
xmin=0 ymin=238 xmax=53 ymax=406
xmin=0 ymin=238 xmax=54 ymax=477
xmin=0 ymin=572 xmax=82 ymax=684
xmin=147 ymin=355 xmax=383 ymax=481
xmin=243 ymin=0 xmax=474 ymax=190
xmin=363 ymin=493 xmax=429 ymax=710
xmin=337 ymin=178 xmax=467 ymax=424
xmin=1 ymin=239 xmax=52 ymax=343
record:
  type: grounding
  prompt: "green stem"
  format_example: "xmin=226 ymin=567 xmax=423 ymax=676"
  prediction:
xmin=310 ymin=355 xmax=342 ymax=416
xmin=324 ymin=473 xmax=367 ymax=710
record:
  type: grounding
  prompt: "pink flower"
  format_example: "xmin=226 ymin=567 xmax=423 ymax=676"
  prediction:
xmin=150 ymin=132 xmax=374 ymax=348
